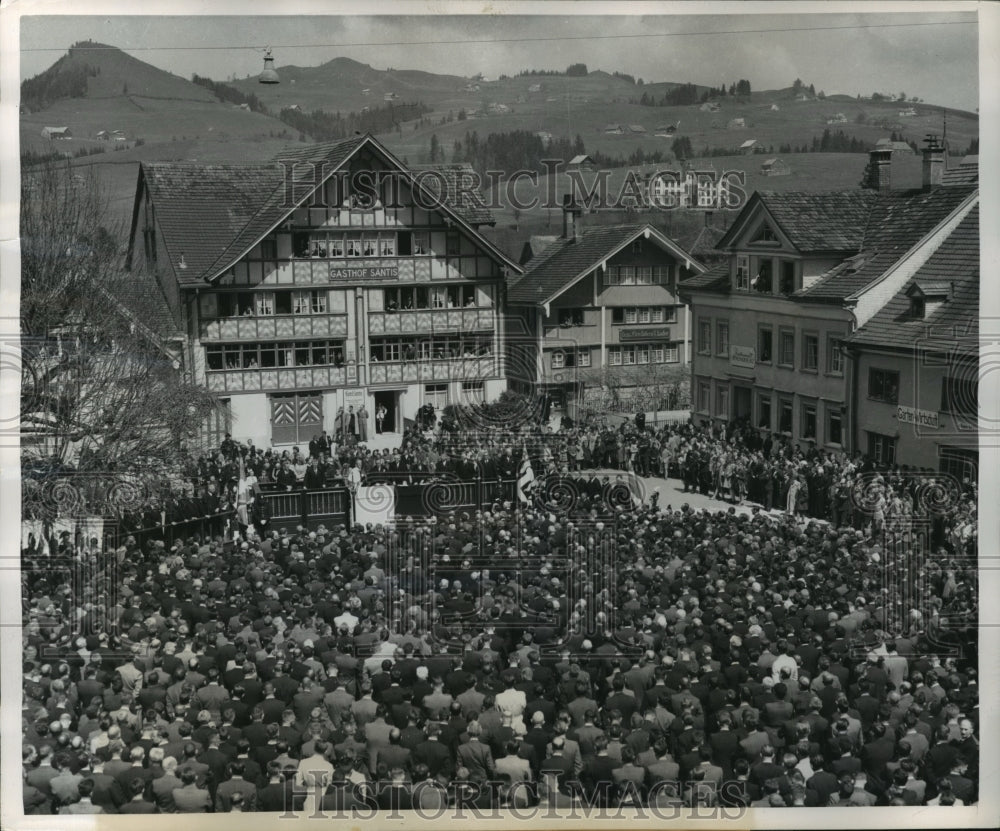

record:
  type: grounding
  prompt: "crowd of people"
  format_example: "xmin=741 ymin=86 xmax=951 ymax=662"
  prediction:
xmin=21 ymin=406 xmax=980 ymax=814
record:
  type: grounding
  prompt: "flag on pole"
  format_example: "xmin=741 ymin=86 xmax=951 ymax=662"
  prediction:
xmin=517 ymin=442 xmax=535 ymax=504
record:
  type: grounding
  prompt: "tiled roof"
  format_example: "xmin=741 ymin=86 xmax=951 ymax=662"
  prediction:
xmin=849 ymin=204 xmax=978 ymax=351
xmin=142 ymin=162 xmax=283 ymax=284
xmin=507 ymin=225 xmax=644 ymax=305
xmin=683 ymin=224 xmax=727 ymax=260
xmin=408 ymin=163 xmax=495 ymax=226
xmin=139 ymin=135 xmax=498 ymax=285
xmin=941 ymin=156 xmax=978 ymax=186
xmin=755 ymin=190 xmax=879 ymax=252
xmin=678 ymin=261 xmax=730 ymax=293
xmin=797 ymin=185 xmax=976 ymax=301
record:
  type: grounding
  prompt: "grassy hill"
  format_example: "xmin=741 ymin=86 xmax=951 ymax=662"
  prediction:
xmin=21 ymin=44 xmax=977 ymax=255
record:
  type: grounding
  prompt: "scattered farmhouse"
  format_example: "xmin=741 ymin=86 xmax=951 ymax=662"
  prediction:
xmin=770 ymin=103 xmax=780 ymax=111
xmin=41 ymin=126 xmax=72 ymax=140
xmin=528 ymin=83 xmax=542 ymax=93
xmin=605 ymin=124 xmax=624 ymax=134
xmin=899 ymin=106 xmax=917 ymax=117
xmin=760 ymin=158 xmax=791 ymax=176
xmin=700 ymin=101 xmax=720 ymax=112
xmin=739 ymin=139 xmax=759 ymax=155
xmin=826 ymin=113 xmax=848 ymax=124
xmin=628 ymin=124 xmax=647 ymax=134
xmin=567 ymin=155 xmax=594 ymax=171
xmin=727 ymin=117 xmax=746 ymax=130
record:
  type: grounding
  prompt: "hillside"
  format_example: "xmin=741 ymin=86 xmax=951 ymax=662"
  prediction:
xmin=20 ymin=41 xmax=296 ymax=158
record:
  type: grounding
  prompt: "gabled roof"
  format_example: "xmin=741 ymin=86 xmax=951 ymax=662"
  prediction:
xmin=849 ymin=204 xmax=978 ymax=351
xmin=507 ymin=224 xmax=702 ymax=306
xmin=678 ymin=261 xmax=730 ymax=293
xmin=716 ymin=190 xmax=879 ymax=253
xmin=906 ymin=279 xmax=952 ymax=298
xmin=129 ymin=134 xmax=516 ymax=286
xmin=797 ymin=185 xmax=976 ymax=301
xmin=682 ymin=224 xmax=728 ymax=260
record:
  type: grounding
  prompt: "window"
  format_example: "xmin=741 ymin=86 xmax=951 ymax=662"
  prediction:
xmin=736 ymin=254 xmax=750 ymax=291
xmin=758 ymin=326 xmax=773 ymax=363
xmin=255 ymin=292 xmax=275 ymax=316
xmin=424 ymin=384 xmax=449 ymax=408
xmin=446 ymin=232 xmax=461 ymax=256
xmin=625 ymin=308 xmax=638 ymax=324
xmin=779 ymin=399 xmax=793 ymax=433
xmin=558 ymin=308 xmax=585 ymax=327
xmin=716 ymin=322 xmax=730 ymax=357
xmin=637 ymin=346 xmax=650 ymax=364
xmin=910 ymin=296 xmax=925 ymax=318
xmin=620 ymin=266 xmax=636 ymax=285
xmin=637 ymin=266 xmax=653 ymax=285
xmin=638 ymin=308 xmax=651 ymax=324
xmin=260 ymin=239 xmax=277 ymax=260
xmin=577 ymin=348 xmax=591 ymax=367
xmin=754 ymin=259 xmax=773 ymax=293
xmin=827 ymin=406 xmax=843 ymax=445
xmin=461 ymin=380 xmax=484 ymax=404
xmin=623 ymin=346 xmax=636 ymax=365
xmin=867 ymin=432 xmax=897 ymax=466
xmin=779 ymin=329 xmax=795 ymax=366
xmin=206 ymin=339 xmax=344 ymax=370
xmin=604 ymin=267 xmax=622 ymax=287
xmin=941 ymin=374 xmax=977 ymax=416
xmin=801 ymin=402 xmax=817 ymax=440
xmin=292 ymin=291 xmax=311 ymax=315
xmin=779 ymin=260 xmax=797 ymax=294
xmin=379 ymin=235 xmax=396 ymax=257
xmin=717 ymin=386 xmax=729 ymax=419
xmin=803 ymin=334 xmax=819 ymax=371
xmin=939 ymin=448 xmax=977 ymax=484
xmin=698 ymin=319 xmax=711 ymax=355
xmin=551 ymin=350 xmax=566 ymax=369
xmin=609 ymin=347 xmax=622 ymax=366
xmin=868 ymin=368 xmax=900 ymax=404
xmin=413 ymin=232 xmax=430 ymax=255
xmin=202 ymin=398 xmax=232 ymax=448
xmin=758 ymin=394 xmax=772 ymax=430
xmin=663 ymin=344 xmax=679 ymax=363
xmin=310 ymin=291 xmax=327 ymax=314
xmin=698 ymin=380 xmax=711 ymax=413
xmin=827 ymin=337 xmax=844 ymax=374
xmin=346 ymin=237 xmax=363 ymax=257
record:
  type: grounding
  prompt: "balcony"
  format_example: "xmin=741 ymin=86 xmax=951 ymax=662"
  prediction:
xmin=200 ymin=314 xmax=348 ymax=342
xmin=368 ymin=308 xmax=494 ymax=335
xmin=205 ymin=365 xmax=347 ymax=393
xmin=369 ymin=356 xmax=496 ymax=384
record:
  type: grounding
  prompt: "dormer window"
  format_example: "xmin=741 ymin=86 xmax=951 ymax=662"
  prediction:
xmin=905 ymin=281 xmax=950 ymax=319
xmin=910 ymin=297 xmax=926 ymax=318
xmin=751 ymin=223 xmax=780 ymax=245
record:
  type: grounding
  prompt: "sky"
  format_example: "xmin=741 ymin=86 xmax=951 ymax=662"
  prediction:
xmin=17 ymin=6 xmax=981 ymax=112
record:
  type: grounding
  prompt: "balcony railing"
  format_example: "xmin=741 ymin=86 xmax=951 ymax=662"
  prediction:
xmin=368 ymin=308 xmax=494 ymax=335
xmin=261 ymin=257 xmax=478 ymax=286
xmin=205 ymin=365 xmax=347 ymax=393
xmin=369 ymin=356 xmax=495 ymax=384
xmin=200 ymin=314 xmax=348 ymax=342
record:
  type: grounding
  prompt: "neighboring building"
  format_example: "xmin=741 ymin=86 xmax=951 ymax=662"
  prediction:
xmin=628 ymin=124 xmax=647 ymax=134
xmin=846 ymin=203 xmax=978 ymax=477
xmin=655 ymin=124 xmax=678 ymax=136
xmin=739 ymin=139 xmax=758 ymax=155
xmin=760 ymin=158 xmax=791 ymax=177
xmin=604 ymin=124 xmax=624 ymax=134
xmin=645 ymin=167 xmax=735 ymax=210
xmin=700 ymin=101 xmax=720 ymax=112
xmin=679 ymin=141 xmax=976 ymax=457
xmin=384 ymin=92 xmax=399 ymax=101
xmin=941 ymin=154 xmax=979 ymax=186
xmin=96 ymin=130 xmax=109 ymax=140
xmin=875 ymin=138 xmax=915 ymax=154
xmin=567 ymin=154 xmax=593 ymax=170
xmin=727 ymin=118 xmax=746 ymax=130
xmin=528 ymin=83 xmax=542 ymax=93
xmin=770 ymin=103 xmax=780 ymax=111
xmin=826 ymin=113 xmax=848 ymax=124
xmin=506 ymin=208 xmax=704 ymax=418
xmin=126 ymin=134 xmax=522 ymax=449
xmin=41 ymin=126 xmax=71 ymax=139
xmin=899 ymin=107 xmax=918 ymax=117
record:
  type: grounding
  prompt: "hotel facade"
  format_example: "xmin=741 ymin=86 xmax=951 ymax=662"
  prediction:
xmin=127 ymin=135 xmax=521 ymax=449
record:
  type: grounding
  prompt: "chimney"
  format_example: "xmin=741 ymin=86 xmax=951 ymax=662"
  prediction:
xmin=862 ymin=148 xmax=893 ymax=192
xmin=922 ymin=134 xmax=945 ymax=190
xmin=561 ymin=193 xmax=582 ymax=242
